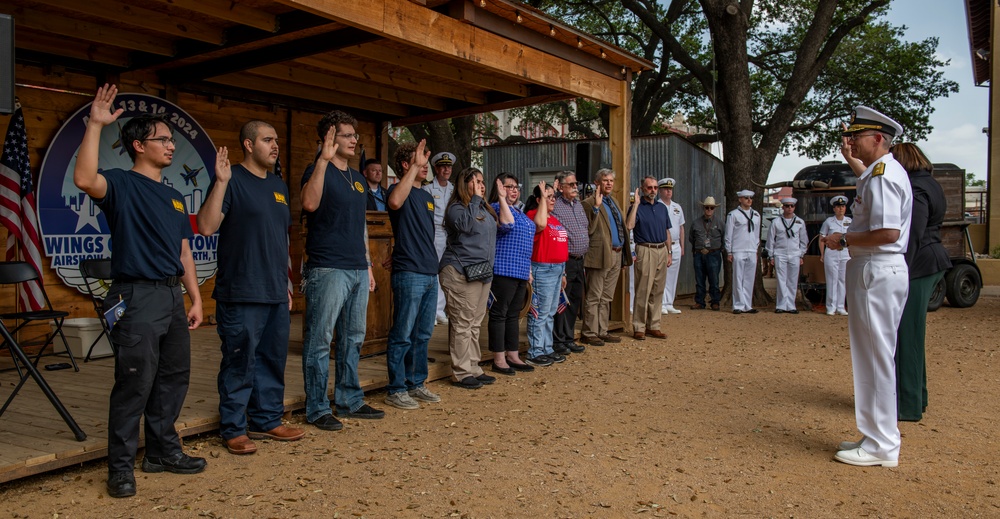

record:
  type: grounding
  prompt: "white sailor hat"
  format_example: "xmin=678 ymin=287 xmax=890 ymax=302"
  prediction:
xmin=830 ymin=195 xmax=849 ymax=206
xmin=736 ymin=189 xmax=755 ymax=198
xmin=658 ymin=177 xmax=675 ymax=188
xmin=780 ymin=197 xmax=797 ymax=205
xmin=843 ymin=105 xmax=903 ymax=138
xmin=431 ymin=151 xmax=455 ymax=167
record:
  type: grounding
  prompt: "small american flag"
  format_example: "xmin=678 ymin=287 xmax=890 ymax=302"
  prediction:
xmin=556 ymin=289 xmax=569 ymax=314
xmin=528 ymin=290 xmax=540 ymax=319
xmin=0 ymin=102 xmax=46 ymax=310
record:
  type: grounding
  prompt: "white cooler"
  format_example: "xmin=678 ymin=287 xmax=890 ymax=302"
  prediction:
xmin=52 ymin=318 xmax=113 ymax=359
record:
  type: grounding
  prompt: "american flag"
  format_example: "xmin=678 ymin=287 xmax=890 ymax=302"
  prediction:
xmin=0 ymin=103 xmax=46 ymax=310
xmin=556 ymin=289 xmax=569 ymax=314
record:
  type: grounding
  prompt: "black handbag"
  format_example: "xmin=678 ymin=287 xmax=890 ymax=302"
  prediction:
xmin=462 ymin=260 xmax=492 ymax=282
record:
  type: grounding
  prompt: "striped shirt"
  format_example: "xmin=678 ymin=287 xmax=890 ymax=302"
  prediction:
xmin=491 ymin=202 xmax=534 ymax=280
xmin=551 ymin=194 xmax=589 ymax=256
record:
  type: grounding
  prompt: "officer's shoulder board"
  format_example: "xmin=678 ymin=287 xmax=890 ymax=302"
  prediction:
xmin=872 ymin=162 xmax=885 ymax=177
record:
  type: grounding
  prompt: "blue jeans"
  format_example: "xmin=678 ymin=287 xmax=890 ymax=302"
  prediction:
xmin=216 ymin=301 xmax=290 ymax=440
xmin=302 ymin=267 xmax=369 ymax=421
xmin=693 ymin=251 xmax=722 ymax=305
xmin=527 ymin=262 xmax=564 ymax=359
xmin=386 ymin=271 xmax=437 ymax=395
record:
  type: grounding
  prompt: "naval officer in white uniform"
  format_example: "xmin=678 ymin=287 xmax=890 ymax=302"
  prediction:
xmin=724 ymin=189 xmax=760 ymax=314
xmin=422 ymin=151 xmax=455 ymax=325
xmin=658 ymin=178 xmax=685 ymax=314
xmin=766 ymin=197 xmax=807 ymax=313
xmin=824 ymin=106 xmax=911 ymax=468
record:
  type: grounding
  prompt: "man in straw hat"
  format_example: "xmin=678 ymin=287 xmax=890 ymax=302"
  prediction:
xmin=688 ymin=196 xmax=724 ymax=310
xmin=824 ymin=105 xmax=911 ymax=468
xmin=724 ymin=189 xmax=761 ymax=314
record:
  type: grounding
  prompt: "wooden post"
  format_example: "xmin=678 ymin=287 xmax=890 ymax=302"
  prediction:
xmin=608 ymin=70 xmax=632 ymax=332
xmin=987 ymin=0 xmax=1000 ymax=253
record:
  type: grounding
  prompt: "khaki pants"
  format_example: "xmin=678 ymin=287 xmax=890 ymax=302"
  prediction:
xmin=439 ymin=265 xmax=490 ymax=381
xmin=633 ymin=245 xmax=668 ymax=333
xmin=582 ymin=251 xmax=622 ymax=339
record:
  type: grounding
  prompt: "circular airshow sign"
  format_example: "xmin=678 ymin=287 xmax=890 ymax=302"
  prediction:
xmin=37 ymin=93 xmax=218 ymax=296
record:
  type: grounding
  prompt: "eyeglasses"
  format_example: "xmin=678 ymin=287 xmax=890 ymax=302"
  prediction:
xmin=782 ymin=204 xmax=795 ymax=208
xmin=503 ymin=184 xmax=520 ymax=190
xmin=336 ymin=133 xmax=360 ymax=140
xmin=562 ymin=182 xmax=578 ymax=187
xmin=704 ymin=207 xmax=715 ymax=210
xmin=545 ymin=195 xmax=556 ymax=201
xmin=144 ymin=137 xmax=176 ymax=145
xmin=847 ymin=132 xmax=878 ymax=141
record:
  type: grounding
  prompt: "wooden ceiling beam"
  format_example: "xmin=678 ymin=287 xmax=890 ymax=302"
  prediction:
xmin=144 ymin=0 xmax=279 ymax=32
xmin=10 ymin=6 xmax=176 ymax=56
xmin=209 ymin=73 xmax=412 ymax=117
xmin=295 ymin=55 xmax=488 ymax=104
xmin=15 ymin=31 xmax=132 ymax=68
xmin=247 ymin=64 xmax=448 ymax=111
xmin=344 ymin=44 xmax=529 ymax=98
xmin=392 ymin=92 xmax=575 ymax=127
xmin=274 ymin=0 xmax=622 ymax=105
xmin=38 ymin=0 xmax=227 ymax=45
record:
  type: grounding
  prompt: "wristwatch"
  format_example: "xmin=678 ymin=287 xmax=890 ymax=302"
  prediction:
xmin=839 ymin=235 xmax=849 ymax=249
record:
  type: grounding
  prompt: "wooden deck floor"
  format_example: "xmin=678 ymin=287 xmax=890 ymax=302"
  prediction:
xmin=0 ymin=315 xmax=462 ymax=484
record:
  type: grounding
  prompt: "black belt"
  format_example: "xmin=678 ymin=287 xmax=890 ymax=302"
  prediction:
xmin=637 ymin=242 xmax=667 ymax=249
xmin=697 ymin=248 xmax=721 ymax=254
xmin=116 ymin=276 xmax=180 ymax=287
xmin=568 ymin=254 xmax=585 ymax=260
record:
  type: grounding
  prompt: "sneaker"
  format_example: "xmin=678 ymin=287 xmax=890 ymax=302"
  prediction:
xmin=107 ymin=471 xmax=136 ymax=498
xmin=408 ymin=386 xmax=442 ymax=402
xmin=664 ymin=306 xmax=682 ymax=314
xmin=338 ymin=404 xmax=386 ymax=419
xmin=141 ymin=452 xmax=207 ymax=474
xmin=436 ymin=315 xmax=449 ymax=325
xmin=827 ymin=310 xmax=836 ymax=316
xmin=548 ymin=353 xmax=566 ymax=363
xmin=310 ymin=413 xmax=343 ymax=431
xmin=525 ymin=355 xmax=553 ymax=367
xmin=837 ymin=309 xmax=849 ymax=316
xmin=834 ymin=447 xmax=898 ymax=467
xmin=385 ymin=392 xmax=420 ymax=410
xmin=475 ymin=373 xmax=496 ymax=385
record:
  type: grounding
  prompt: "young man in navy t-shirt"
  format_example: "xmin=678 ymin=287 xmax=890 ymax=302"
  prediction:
xmin=73 ymin=84 xmax=206 ymax=499
xmin=300 ymin=110 xmax=383 ymax=431
xmin=383 ymin=140 xmax=441 ymax=410
xmin=197 ymin=121 xmax=304 ymax=456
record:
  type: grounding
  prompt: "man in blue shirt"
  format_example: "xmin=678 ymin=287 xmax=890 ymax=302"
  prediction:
xmin=300 ymin=110 xmax=383 ymax=431
xmin=363 ymin=159 xmax=388 ymax=211
xmin=197 ymin=120 xmax=304 ymax=456
xmin=383 ymin=140 xmax=441 ymax=410
xmin=73 ymin=84 xmax=205 ymax=499
xmin=626 ymin=176 xmax=672 ymax=340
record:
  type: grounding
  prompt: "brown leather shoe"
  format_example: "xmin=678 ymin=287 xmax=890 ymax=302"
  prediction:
xmin=647 ymin=330 xmax=667 ymax=339
xmin=633 ymin=332 xmax=645 ymax=340
xmin=224 ymin=435 xmax=257 ymax=455
xmin=581 ymin=336 xmax=605 ymax=346
xmin=599 ymin=334 xmax=622 ymax=343
xmin=711 ymin=303 xmax=720 ymax=311
xmin=691 ymin=304 xmax=706 ymax=310
xmin=248 ymin=425 xmax=306 ymax=442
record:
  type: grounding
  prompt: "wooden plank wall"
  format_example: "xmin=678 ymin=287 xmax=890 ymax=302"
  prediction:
xmin=1 ymin=64 xmax=377 ymax=346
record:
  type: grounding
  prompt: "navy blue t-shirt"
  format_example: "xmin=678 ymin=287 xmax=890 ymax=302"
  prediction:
xmin=210 ymin=164 xmax=291 ymax=303
xmin=95 ymin=168 xmax=192 ymax=280
xmin=386 ymin=184 xmax=437 ymax=275
xmin=631 ymin=198 xmax=671 ymax=244
xmin=300 ymin=162 xmax=368 ymax=269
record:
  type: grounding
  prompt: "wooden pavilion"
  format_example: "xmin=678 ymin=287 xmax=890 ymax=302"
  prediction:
xmin=0 ymin=0 xmax=653 ymax=483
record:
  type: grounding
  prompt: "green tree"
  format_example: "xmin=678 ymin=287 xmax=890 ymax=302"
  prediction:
xmin=966 ymin=172 xmax=986 ymax=188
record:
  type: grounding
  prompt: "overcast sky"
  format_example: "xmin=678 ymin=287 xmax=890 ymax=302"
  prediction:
xmin=765 ymin=0 xmax=989 ymax=183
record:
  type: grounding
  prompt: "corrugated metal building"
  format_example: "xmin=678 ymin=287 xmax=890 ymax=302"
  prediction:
xmin=483 ymin=134 xmax=726 ymax=297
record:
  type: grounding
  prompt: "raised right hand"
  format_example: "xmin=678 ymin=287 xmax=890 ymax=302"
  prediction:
xmin=595 ymin=190 xmax=603 ymax=208
xmin=319 ymin=127 xmax=340 ymax=163
xmin=89 ymin=84 xmax=124 ymax=127
xmin=214 ymin=147 xmax=232 ymax=183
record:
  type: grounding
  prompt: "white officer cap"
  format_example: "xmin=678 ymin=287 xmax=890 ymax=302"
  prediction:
xmin=658 ymin=177 xmax=675 ymax=188
xmin=780 ymin=197 xmax=797 ymax=205
xmin=843 ymin=105 xmax=903 ymax=138
xmin=736 ymin=189 xmax=755 ymax=198
xmin=830 ymin=195 xmax=849 ymax=206
xmin=431 ymin=151 xmax=455 ymax=167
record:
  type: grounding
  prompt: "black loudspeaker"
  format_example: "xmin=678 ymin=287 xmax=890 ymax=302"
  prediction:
xmin=0 ymin=15 xmax=12 ymax=115
xmin=575 ymin=142 xmax=601 ymax=186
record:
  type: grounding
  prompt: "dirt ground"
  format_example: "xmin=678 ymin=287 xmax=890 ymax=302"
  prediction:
xmin=2 ymin=292 xmax=999 ymax=518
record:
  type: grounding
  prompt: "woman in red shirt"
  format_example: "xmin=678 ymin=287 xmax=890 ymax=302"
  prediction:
xmin=523 ymin=182 xmax=569 ymax=367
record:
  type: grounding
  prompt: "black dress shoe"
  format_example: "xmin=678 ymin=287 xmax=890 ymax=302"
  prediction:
xmin=141 ymin=452 xmax=207 ymax=474
xmin=491 ymin=363 xmax=516 ymax=375
xmin=452 ymin=376 xmax=483 ymax=389
xmin=476 ymin=373 xmax=496 ymax=385
xmin=310 ymin=413 xmax=343 ymax=431
xmin=746 ymin=308 xmax=759 ymax=314
xmin=339 ymin=404 xmax=386 ymax=419
xmin=508 ymin=361 xmax=535 ymax=372
xmin=733 ymin=309 xmax=743 ymax=314
xmin=775 ymin=309 xmax=785 ymax=314
xmin=789 ymin=309 xmax=799 ymax=314
xmin=567 ymin=343 xmax=586 ymax=353
xmin=553 ymin=344 xmax=571 ymax=355
xmin=107 ymin=471 xmax=136 ymax=498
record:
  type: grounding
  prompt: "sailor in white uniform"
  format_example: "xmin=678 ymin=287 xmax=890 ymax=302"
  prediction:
xmin=724 ymin=189 xmax=760 ymax=314
xmin=766 ymin=197 xmax=807 ymax=313
xmin=824 ymin=105 xmax=912 ymax=468
xmin=422 ymin=151 xmax=455 ymax=325
xmin=818 ymin=196 xmax=852 ymax=315
xmin=658 ymin=178 xmax=685 ymax=314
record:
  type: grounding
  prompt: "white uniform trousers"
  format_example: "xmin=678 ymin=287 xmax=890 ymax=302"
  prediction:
xmin=823 ymin=249 xmax=849 ymax=312
xmin=661 ymin=242 xmax=682 ymax=309
xmin=846 ymin=253 xmax=908 ymax=461
xmin=773 ymin=255 xmax=800 ymax=311
xmin=433 ymin=229 xmax=448 ymax=321
xmin=731 ymin=251 xmax=756 ymax=312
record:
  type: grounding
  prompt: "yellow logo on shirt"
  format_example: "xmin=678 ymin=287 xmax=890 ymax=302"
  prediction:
xmin=171 ymin=199 xmax=184 ymax=212
xmin=426 ymin=201 xmax=434 ymax=211
xmin=274 ymin=192 xmax=287 ymax=205
xmin=872 ymin=163 xmax=885 ymax=177
xmin=354 ymin=181 xmax=365 ymax=193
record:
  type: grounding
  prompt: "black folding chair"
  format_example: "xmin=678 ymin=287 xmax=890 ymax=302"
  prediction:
xmin=79 ymin=258 xmax=115 ymax=362
xmin=0 ymin=261 xmax=78 ymax=372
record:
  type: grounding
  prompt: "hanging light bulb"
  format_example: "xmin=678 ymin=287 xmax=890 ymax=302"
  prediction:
xmin=480 ymin=0 xmax=486 ymax=7
xmin=516 ymin=11 xmax=523 ymax=23
xmin=577 ymin=37 xmax=583 ymax=48
xmin=600 ymin=49 xmax=606 ymax=59
xmin=549 ymin=25 xmax=556 ymax=36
